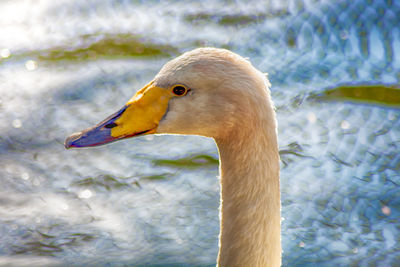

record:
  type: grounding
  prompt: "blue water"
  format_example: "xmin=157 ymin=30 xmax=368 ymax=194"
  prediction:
xmin=0 ymin=0 xmax=399 ymax=266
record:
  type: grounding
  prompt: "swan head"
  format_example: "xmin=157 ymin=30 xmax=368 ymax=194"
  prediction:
xmin=65 ymin=47 xmax=272 ymax=148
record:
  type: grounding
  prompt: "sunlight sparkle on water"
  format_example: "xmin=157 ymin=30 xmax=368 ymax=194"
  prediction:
xmin=307 ymin=112 xmax=317 ymax=124
xmin=382 ymin=205 xmax=391 ymax=216
xmin=0 ymin=48 xmax=10 ymax=58
xmin=12 ymin=119 xmax=22 ymax=128
xmin=79 ymin=189 xmax=93 ymax=199
xmin=340 ymin=120 xmax=350 ymax=129
xmin=21 ymin=172 xmax=30 ymax=180
xmin=25 ymin=60 xmax=37 ymax=71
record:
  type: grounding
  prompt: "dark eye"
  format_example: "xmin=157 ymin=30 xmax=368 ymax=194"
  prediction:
xmin=172 ymin=85 xmax=188 ymax=96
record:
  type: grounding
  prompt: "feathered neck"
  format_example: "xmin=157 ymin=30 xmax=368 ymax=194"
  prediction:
xmin=215 ymin=101 xmax=281 ymax=267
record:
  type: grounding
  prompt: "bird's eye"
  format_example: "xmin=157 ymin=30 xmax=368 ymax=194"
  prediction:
xmin=172 ymin=85 xmax=188 ymax=96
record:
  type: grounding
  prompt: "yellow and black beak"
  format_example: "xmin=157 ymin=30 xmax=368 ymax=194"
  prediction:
xmin=65 ymin=81 xmax=171 ymax=148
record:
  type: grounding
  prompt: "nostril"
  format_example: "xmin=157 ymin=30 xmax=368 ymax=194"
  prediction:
xmin=104 ymin=122 xmax=118 ymax=129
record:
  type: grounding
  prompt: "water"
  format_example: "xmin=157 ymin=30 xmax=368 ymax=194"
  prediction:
xmin=0 ymin=0 xmax=399 ymax=266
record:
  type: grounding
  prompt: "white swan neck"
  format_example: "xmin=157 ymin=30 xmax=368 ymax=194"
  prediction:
xmin=216 ymin=124 xmax=281 ymax=267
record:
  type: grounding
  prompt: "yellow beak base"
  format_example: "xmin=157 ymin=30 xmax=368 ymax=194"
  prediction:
xmin=65 ymin=81 xmax=172 ymax=148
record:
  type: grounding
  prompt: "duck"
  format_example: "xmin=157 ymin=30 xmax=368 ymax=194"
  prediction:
xmin=65 ymin=47 xmax=281 ymax=267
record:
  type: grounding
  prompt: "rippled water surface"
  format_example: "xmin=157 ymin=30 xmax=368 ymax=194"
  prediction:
xmin=1 ymin=0 xmax=399 ymax=266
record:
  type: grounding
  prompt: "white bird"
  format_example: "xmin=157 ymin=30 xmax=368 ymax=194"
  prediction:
xmin=65 ymin=47 xmax=281 ymax=267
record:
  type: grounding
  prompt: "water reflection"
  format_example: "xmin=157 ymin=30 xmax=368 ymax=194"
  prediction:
xmin=0 ymin=49 xmax=11 ymax=59
xmin=311 ymin=83 xmax=400 ymax=108
xmin=0 ymin=0 xmax=399 ymax=266
xmin=28 ymin=34 xmax=178 ymax=62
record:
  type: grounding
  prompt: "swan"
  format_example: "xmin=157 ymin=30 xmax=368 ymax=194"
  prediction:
xmin=65 ymin=47 xmax=281 ymax=267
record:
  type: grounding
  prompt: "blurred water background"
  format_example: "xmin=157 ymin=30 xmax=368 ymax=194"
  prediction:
xmin=0 ymin=0 xmax=399 ymax=266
